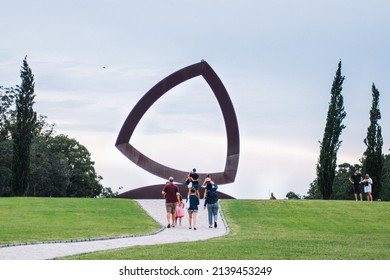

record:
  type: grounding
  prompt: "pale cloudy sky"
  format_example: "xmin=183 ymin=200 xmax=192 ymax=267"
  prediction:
xmin=1 ymin=0 xmax=389 ymax=199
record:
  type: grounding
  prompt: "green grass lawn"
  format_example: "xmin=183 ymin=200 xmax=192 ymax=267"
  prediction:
xmin=64 ymin=199 xmax=390 ymax=260
xmin=1 ymin=197 xmax=389 ymax=259
xmin=0 ymin=197 xmax=160 ymax=245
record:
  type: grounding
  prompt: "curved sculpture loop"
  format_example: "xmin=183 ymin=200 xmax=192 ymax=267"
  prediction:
xmin=116 ymin=60 xmax=239 ymax=185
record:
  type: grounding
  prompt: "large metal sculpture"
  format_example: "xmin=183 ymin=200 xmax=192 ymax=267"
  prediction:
xmin=115 ymin=60 xmax=239 ymax=198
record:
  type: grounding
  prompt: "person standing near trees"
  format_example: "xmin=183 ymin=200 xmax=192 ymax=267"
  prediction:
xmin=362 ymin=174 xmax=374 ymax=202
xmin=349 ymin=169 xmax=362 ymax=201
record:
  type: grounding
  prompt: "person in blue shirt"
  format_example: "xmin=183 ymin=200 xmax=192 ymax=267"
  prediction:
xmin=203 ymin=182 xmax=219 ymax=228
xmin=187 ymin=187 xmax=199 ymax=230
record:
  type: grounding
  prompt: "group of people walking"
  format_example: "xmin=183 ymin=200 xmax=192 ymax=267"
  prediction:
xmin=161 ymin=168 xmax=220 ymax=230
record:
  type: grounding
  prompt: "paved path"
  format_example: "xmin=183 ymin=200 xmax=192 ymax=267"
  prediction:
xmin=0 ymin=199 xmax=228 ymax=260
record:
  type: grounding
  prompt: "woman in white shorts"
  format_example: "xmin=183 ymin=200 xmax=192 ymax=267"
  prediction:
xmin=362 ymin=174 xmax=373 ymax=202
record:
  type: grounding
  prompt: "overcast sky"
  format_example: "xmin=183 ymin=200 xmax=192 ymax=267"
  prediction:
xmin=1 ymin=0 xmax=389 ymax=199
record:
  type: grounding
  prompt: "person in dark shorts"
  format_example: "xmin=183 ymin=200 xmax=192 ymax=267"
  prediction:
xmin=187 ymin=187 xmax=199 ymax=230
xmin=349 ymin=169 xmax=362 ymax=201
xmin=162 ymin=177 xmax=180 ymax=228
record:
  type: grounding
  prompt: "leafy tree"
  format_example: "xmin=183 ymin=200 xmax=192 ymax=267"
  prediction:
xmin=0 ymin=140 xmax=13 ymax=196
xmin=0 ymin=86 xmax=14 ymax=196
xmin=99 ymin=187 xmax=119 ymax=198
xmin=27 ymin=134 xmax=103 ymax=197
xmin=27 ymin=136 xmax=70 ymax=197
xmin=307 ymin=163 xmax=362 ymax=200
xmin=3 ymin=132 xmax=104 ymax=198
xmin=35 ymin=114 xmax=55 ymax=137
xmin=362 ymin=84 xmax=383 ymax=200
xmin=316 ymin=61 xmax=346 ymax=199
xmin=2 ymin=59 xmax=103 ymax=198
xmin=305 ymin=178 xmax=322 ymax=199
xmin=286 ymin=191 xmax=301 ymax=200
xmin=49 ymin=135 xmax=102 ymax=197
xmin=331 ymin=163 xmax=361 ymax=200
xmin=0 ymin=86 xmax=15 ymax=141
xmin=11 ymin=57 xmax=37 ymax=196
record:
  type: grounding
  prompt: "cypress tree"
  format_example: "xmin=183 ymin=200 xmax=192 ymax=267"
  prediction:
xmin=363 ymin=83 xmax=383 ymax=199
xmin=316 ymin=61 xmax=346 ymax=199
xmin=11 ymin=57 xmax=37 ymax=196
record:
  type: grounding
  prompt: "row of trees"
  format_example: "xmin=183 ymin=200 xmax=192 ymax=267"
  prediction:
xmin=308 ymin=61 xmax=387 ymax=200
xmin=306 ymin=156 xmax=390 ymax=200
xmin=0 ymin=57 xmax=107 ymax=197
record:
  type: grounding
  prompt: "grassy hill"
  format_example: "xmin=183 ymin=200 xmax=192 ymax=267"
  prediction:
xmin=0 ymin=197 xmax=160 ymax=245
xmin=69 ymin=199 xmax=390 ymax=260
xmin=1 ymin=197 xmax=389 ymax=259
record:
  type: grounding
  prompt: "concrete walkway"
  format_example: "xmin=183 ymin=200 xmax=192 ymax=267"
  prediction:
xmin=0 ymin=199 xmax=228 ymax=260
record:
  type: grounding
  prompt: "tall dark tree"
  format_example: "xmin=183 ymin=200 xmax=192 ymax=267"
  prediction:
xmin=316 ymin=61 xmax=346 ymax=199
xmin=381 ymin=153 xmax=390 ymax=201
xmin=11 ymin=57 xmax=37 ymax=196
xmin=362 ymin=83 xmax=383 ymax=199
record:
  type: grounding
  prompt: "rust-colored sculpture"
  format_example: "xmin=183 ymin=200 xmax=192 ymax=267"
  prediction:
xmin=115 ymin=60 xmax=239 ymax=198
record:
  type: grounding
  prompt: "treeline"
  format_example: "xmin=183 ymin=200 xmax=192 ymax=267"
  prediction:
xmin=292 ymin=61 xmax=388 ymax=201
xmin=0 ymin=57 xmax=108 ymax=197
xmin=305 ymin=158 xmax=390 ymax=200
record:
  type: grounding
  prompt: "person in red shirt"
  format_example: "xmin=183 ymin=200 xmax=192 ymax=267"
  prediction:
xmin=162 ymin=177 xmax=180 ymax=228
